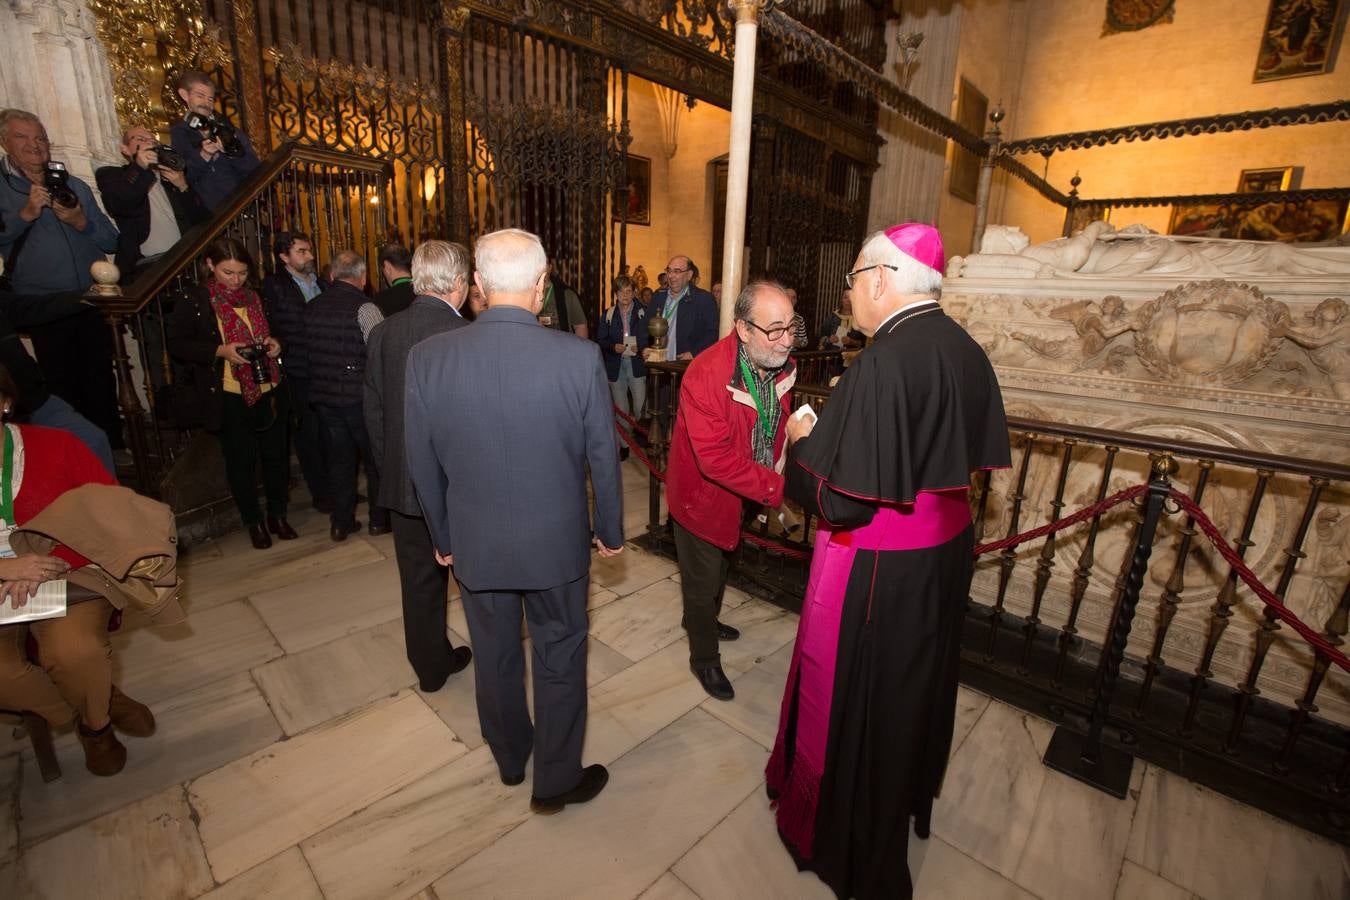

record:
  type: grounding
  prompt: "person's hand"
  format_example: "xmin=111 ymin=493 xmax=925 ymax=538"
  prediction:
xmin=3 ymin=581 xmax=39 ymax=609
xmin=20 ymin=185 xmax=51 ymax=222
xmin=434 ymin=550 xmax=453 ymax=567
xmin=0 ymin=554 xmax=69 ymax=584
xmin=134 ymin=145 xmax=159 ymax=170
xmin=200 ymin=137 xmax=223 ymax=160
xmin=217 ymin=342 xmax=249 ymax=365
xmin=786 ymin=410 xmax=816 ymax=445
xmin=51 ymin=199 xmax=87 ymax=231
xmin=614 ymin=343 xmax=626 ymax=355
xmin=642 ymin=347 xmax=662 ymax=363
xmin=593 ymin=537 xmax=623 ymax=558
xmin=264 ymin=336 xmax=281 ymax=358
xmin=676 ymin=351 xmax=693 ymax=361
xmin=160 ymin=167 xmax=188 ymax=191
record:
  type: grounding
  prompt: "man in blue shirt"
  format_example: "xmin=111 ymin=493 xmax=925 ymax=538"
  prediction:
xmin=169 ymin=71 xmax=261 ymax=212
xmin=0 ymin=108 xmax=123 ymax=452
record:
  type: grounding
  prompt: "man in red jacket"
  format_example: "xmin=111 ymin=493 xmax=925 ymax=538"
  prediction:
xmin=665 ymin=281 xmax=797 ymax=700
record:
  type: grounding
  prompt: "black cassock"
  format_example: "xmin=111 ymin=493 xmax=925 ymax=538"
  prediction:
xmin=766 ymin=302 xmax=1010 ymax=900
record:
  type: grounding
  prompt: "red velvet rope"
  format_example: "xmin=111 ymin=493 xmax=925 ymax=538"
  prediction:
xmin=614 ymin=410 xmax=1349 ymax=673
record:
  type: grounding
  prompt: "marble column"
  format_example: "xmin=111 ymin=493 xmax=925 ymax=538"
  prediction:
xmin=866 ymin=6 xmax=963 ymax=232
xmin=0 ymin=0 xmax=122 ymax=185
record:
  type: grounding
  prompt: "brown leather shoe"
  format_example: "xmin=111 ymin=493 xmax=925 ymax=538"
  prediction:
xmin=249 ymin=523 xmax=272 ymax=549
xmin=266 ymin=516 xmax=299 ymax=540
xmin=109 ymin=685 xmax=156 ymax=737
xmin=78 ymin=721 xmax=127 ymax=776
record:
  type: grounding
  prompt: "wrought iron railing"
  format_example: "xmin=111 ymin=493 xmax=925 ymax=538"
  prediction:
xmin=92 ymin=142 xmax=392 ymax=517
xmin=635 ymin=360 xmax=1350 ymax=844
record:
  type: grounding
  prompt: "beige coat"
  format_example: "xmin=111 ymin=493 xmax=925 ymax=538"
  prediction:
xmin=11 ymin=484 xmax=186 ymax=625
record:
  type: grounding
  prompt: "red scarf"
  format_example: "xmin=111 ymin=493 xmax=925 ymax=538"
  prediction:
xmin=209 ymin=280 xmax=279 ymax=406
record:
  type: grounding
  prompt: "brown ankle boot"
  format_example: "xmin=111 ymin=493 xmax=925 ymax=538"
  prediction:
xmin=78 ymin=721 xmax=127 ymax=776
xmin=109 ymin=685 xmax=156 ymax=737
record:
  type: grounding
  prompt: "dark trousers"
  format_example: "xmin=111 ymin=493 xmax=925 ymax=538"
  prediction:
xmin=28 ymin=308 xmax=122 ymax=450
xmin=673 ymin=520 xmax=730 ymax=669
xmin=459 ymin=573 xmax=589 ymax=797
xmin=391 ymin=511 xmax=459 ymax=686
xmin=287 ymin=376 xmax=330 ymax=504
xmin=316 ymin=402 xmax=385 ymax=530
xmin=218 ymin=387 xmax=290 ymax=526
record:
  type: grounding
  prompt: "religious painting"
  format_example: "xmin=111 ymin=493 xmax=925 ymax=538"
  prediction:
xmin=1067 ymin=204 xmax=1111 ymax=235
xmin=947 ymin=78 xmax=988 ymax=204
xmin=616 ymin=154 xmax=651 ymax=226
xmin=1103 ymin=0 xmax=1176 ymax=35
xmin=1253 ymin=0 xmax=1344 ymax=82
xmin=1237 ymin=166 xmax=1296 ymax=193
xmin=1167 ymin=197 xmax=1349 ymax=242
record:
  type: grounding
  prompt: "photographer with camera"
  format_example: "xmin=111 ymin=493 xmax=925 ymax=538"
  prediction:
xmin=0 ymin=108 xmax=123 ymax=454
xmin=168 ymin=237 xmax=297 ymax=550
xmin=169 ymin=71 xmax=260 ymax=212
xmin=96 ymin=126 xmax=206 ymax=281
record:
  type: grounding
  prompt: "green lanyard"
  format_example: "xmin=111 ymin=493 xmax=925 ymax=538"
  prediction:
xmin=738 ymin=357 xmax=775 ymax=443
xmin=391 ymin=276 xmax=412 ymax=287
xmin=0 ymin=427 xmax=13 ymax=525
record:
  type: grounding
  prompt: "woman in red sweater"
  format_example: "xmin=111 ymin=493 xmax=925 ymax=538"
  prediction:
xmin=0 ymin=366 xmax=155 ymax=776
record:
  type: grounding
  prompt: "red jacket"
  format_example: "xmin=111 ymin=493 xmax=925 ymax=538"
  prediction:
xmin=12 ymin=425 xmax=118 ymax=569
xmin=666 ymin=333 xmax=795 ymax=551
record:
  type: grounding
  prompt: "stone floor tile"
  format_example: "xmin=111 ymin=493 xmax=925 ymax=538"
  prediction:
xmin=1114 ymin=860 xmax=1191 ymax=900
xmin=17 ymin=785 xmax=213 ymax=900
xmin=582 ymin=639 xmax=712 ymax=765
xmin=19 ymin=673 xmax=281 ymax=843
xmin=302 ymin=745 xmax=530 ymax=900
xmin=189 ymin=691 xmax=464 ymax=883
xmin=591 ymin=547 xmax=680 ymax=597
xmin=951 ymin=686 xmax=991 ymax=757
xmin=587 ymin=577 xmax=685 ymax=662
xmin=717 ymin=598 xmax=800 ymax=675
xmin=699 ymin=643 xmax=792 ymax=750
xmin=912 ymin=836 xmax=1039 ymax=899
xmin=249 ymin=558 xmax=403 ymax=653
xmin=436 ymin=708 xmax=767 ymax=898
xmin=196 ymin=846 xmax=324 ymax=900
xmin=251 ymin=618 xmax=417 ymax=735
xmin=416 ymin=628 xmax=484 ymax=749
xmin=638 ymin=872 xmax=702 ymax=899
xmin=112 ymin=600 xmax=283 ymax=707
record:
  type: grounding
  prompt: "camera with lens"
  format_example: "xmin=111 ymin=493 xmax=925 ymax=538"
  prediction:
xmin=152 ymin=143 xmax=186 ymax=172
xmin=185 ymin=112 xmax=245 ymax=159
xmin=236 ymin=342 xmax=273 ymax=385
xmin=43 ymin=161 xmax=79 ymax=208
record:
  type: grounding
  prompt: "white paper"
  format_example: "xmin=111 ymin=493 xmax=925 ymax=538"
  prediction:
xmin=792 ymin=403 xmax=818 ymax=424
xmin=0 ymin=579 xmax=68 ymax=625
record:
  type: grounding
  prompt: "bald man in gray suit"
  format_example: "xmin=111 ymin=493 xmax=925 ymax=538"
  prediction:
xmin=405 ymin=228 xmax=623 ymax=814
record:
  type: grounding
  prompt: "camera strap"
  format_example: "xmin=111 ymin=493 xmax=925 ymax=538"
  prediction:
xmin=0 ymin=227 xmax=32 ymax=292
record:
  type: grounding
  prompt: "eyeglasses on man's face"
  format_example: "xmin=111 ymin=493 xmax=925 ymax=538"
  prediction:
xmin=845 ymin=263 xmax=899 ymax=289
xmin=665 ymin=266 xmax=689 ymax=275
xmin=741 ymin=319 xmax=792 ymax=342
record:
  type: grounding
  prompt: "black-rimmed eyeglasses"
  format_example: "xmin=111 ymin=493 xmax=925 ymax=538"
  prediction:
xmin=845 ymin=263 xmax=899 ymax=289
xmin=740 ymin=319 xmax=792 ymax=341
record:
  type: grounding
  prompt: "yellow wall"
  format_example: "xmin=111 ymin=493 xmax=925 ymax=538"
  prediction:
xmin=994 ymin=0 xmax=1350 ymax=243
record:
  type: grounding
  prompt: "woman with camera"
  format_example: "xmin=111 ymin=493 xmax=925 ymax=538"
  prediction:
xmin=168 ymin=237 xmax=296 ymax=549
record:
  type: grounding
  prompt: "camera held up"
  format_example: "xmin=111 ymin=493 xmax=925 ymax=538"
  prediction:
xmin=185 ymin=113 xmax=245 ymax=159
xmin=152 ymin=144 xmax=187 ymax=172
xmin=237 ymin=342 xmax=273 ymax=385
xmin=43 ymin=161 xmax=79 ymax=208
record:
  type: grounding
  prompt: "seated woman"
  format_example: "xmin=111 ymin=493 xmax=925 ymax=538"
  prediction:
xmin=0 ymin=365 xmax=155 ymax=776
xmin=597 ymin=274 xmax=648 ymax=461
xmin=168 ymin=237 xmax=295 ymax=549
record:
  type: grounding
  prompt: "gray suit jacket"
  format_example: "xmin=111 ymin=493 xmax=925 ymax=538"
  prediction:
xmin=364 ymin=295 xmax=468 ymax=516
xmin=405 ymin=305 xmax=623 ymax=591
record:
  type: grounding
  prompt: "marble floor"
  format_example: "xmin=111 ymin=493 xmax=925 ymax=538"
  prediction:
xmin=3 ymin=459 xmax=1348 ymax=900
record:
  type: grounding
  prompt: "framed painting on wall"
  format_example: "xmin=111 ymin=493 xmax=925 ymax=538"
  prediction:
xmin=947 ymin=78 xmax=988 ymax=204
xmin=616 ymin=155 xmax=652 ymax=226
xmin=1236 ymin=166 xmax=1296 ymax=192
xmin=1168 ymin=198 xmax=1349 ymax=242
xmin=1253 ymin=0 xmax=1344 ymax=82
xmin=1068 ymin=204 xmax=1111 ymax=235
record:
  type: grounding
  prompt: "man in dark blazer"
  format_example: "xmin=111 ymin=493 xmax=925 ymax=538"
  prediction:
xmin=645 ymin=254 xmax=719 ymax=362
xmin=405 ymin=228 xmax=624 ymax=814
xmin=373 ymin=242 xmax=415 ymax=317
xmin=363 ymin=240 xmax=473 ymax=692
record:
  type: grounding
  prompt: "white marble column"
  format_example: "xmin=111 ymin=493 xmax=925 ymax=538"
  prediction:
xmin=0 ymin=0 xmax=122 ymax=184
xmin=866 ymin=6 xmax=963 ymax=232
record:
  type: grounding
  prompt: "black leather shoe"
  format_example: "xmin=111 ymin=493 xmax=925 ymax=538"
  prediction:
xmin=500 ymin=768 xmax=525 ymax=787
xmin=418 ymin=646 xmax=474 ymax=693
xmin=267 ymin=516 xmax=298 ymax=540
xmin=530 ymin=764 xmax=609 ymax=815
xmin=692 ymin=665 xmax=735 ymax=701
xmin=248 ymin=523 xmax=272 ymax=550
xmin=619 ymin=446 xmax=630 ymax=461
xmin=368 ymin=521 xmax=392 ymax=536
xmin=330 ymin=520 xmax=362 ymax=542
xmin=716 ymin=621 xmax=741 ymax=641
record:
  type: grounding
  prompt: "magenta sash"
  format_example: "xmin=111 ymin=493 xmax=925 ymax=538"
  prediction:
xmin=767 ymin=489 xmax=970 ymax=857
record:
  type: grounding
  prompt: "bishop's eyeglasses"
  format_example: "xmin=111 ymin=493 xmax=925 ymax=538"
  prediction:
xmin=845 ymin=263 xmax=899 ymax=289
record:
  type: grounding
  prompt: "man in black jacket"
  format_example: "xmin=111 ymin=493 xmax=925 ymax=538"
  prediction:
xmin=363 ymin=240 xmax=473 ymax=691
xmin=168 ymin=71 xmax=261 ymax=212
xmin=95 ymin=126 xmax=206 ymax=281
xmin=305 ymin=249 xmax=386 ymax=541
xmin=373 ymin=242 xmax=415 ymax=317
xmin=260 ymin=232 xmax=331 ymax=512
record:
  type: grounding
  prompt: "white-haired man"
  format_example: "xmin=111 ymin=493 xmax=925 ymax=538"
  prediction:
xmin=364 ymin=240 xmax=474 ymax=692
xmin=766 ymin=224 xmax=1010 ymax=898
xmin=405 ymin=228 xmax=623 ymax=814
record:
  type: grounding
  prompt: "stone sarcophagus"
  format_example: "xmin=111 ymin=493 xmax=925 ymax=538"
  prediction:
xmin=944 ymin=224 xmax=1350 ymax=723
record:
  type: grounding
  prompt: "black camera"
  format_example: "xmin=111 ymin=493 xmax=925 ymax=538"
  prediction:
xmin=185 ymin=113 xmax=244 ymax=159
xmin=152 ymin=144 xmax=186 ymax=172
xmin=237 ymin=343 xmax=273 ymax=385
xmin=43 ymin=161 xmax=79 ymax=208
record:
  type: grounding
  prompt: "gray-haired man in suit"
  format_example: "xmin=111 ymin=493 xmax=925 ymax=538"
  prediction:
xmin=405 ymin=228 xmax=624 ymax=814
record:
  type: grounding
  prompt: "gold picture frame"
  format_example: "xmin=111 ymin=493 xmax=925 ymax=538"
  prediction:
xmin=1236 ymin=166 xmax=1295 ymax=193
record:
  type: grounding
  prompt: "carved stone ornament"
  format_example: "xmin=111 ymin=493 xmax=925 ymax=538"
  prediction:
xmin=1132 ymin=280 xmax=1290 ymax=387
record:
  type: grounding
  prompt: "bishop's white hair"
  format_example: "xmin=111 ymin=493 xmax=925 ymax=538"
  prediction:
xmin=858 ymin=229 xmax=944 ymax=298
